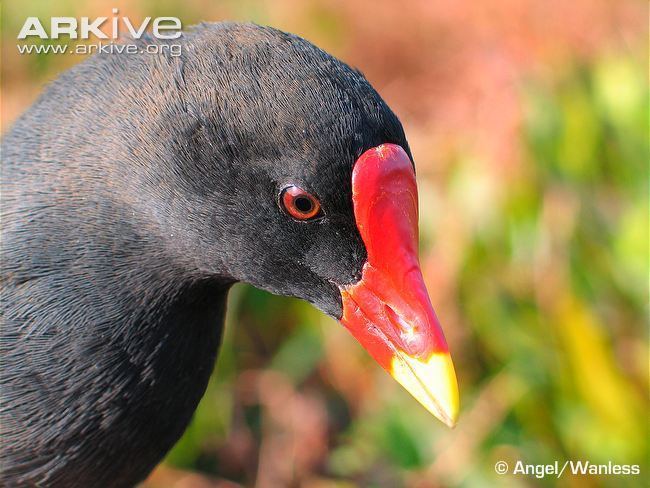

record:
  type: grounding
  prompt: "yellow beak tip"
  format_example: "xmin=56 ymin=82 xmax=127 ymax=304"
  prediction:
xmin=390 ymin=351 xmax=460 ymax=427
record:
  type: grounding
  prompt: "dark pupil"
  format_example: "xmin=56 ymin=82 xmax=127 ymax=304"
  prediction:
xmin=294 ymin=196 xmax=313 ymax=213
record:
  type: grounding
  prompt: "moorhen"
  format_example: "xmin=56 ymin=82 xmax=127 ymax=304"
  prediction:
xmin=0 ymin=22 xmax=459 ymax=487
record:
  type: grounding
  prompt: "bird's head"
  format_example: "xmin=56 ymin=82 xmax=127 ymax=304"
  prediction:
xmin=133 ymin=23 xmax=459 ymax=426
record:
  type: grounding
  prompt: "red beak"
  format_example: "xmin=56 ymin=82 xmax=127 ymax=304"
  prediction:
xmin=340 ymin=144 xmax=459 ymax=426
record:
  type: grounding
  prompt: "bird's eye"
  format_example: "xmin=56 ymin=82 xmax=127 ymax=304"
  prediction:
xmin=280 ymin=186 xmax=323 ymax=221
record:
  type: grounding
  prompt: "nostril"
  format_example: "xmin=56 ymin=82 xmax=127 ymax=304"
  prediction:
xmin=384 ymin=304 xmax=423 ymax=352
xmin=384 ymin=304 xmax=412 ymax=332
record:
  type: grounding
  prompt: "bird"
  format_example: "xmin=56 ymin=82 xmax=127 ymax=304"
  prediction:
xmin=1 ymin=22 xmax=459 ymax=487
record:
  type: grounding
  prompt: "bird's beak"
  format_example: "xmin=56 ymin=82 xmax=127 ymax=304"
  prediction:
xmin=339 ymin=143 xmax=459 ymax=427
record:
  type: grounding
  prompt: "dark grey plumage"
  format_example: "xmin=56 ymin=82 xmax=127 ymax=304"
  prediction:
xmin=1 ymin=22 xmax=409 ymax=486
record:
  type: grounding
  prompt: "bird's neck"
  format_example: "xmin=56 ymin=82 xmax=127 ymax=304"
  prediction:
xmin=82 ymin=272 xmax=232 ymax=486
xmin=13 ymin=254 xmax=232 ymax=486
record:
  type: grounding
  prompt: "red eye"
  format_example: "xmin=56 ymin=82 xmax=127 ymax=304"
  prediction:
xmin=280 ymin=186 xmax=322 ymax=221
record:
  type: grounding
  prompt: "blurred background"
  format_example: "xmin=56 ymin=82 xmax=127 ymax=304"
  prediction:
xmin=2 ymin=1 xmax=648 ymax=487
